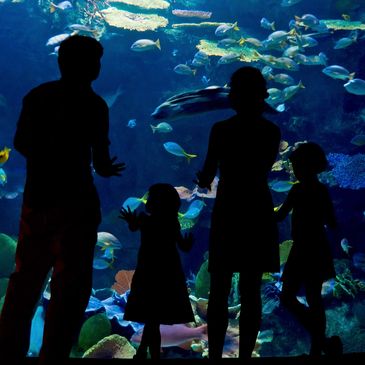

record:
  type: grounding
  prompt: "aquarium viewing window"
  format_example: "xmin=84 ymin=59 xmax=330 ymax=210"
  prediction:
xmin=0 ymin=0 xmax=365 ymax=360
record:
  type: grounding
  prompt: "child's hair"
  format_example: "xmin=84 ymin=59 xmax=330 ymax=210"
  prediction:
xmin=146 ymin=183 xmax=181 ymax=216
xmin=289 ymin=142 xmax=328 ymax=174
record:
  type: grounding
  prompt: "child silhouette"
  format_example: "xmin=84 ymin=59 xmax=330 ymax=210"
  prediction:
xmin=119 ymin=183 xmax=195 ymax=359
xmin=275 ymin=142 xmax=342 ymax=356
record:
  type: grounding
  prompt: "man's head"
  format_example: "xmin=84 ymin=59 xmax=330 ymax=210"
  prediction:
xmin=228 ymin=66 xmax=269 ymax=114
xmin=58 ymin=35 xmax=103 ymax=83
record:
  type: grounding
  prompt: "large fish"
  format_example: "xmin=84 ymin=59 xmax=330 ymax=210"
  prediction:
xmin=151 ymin=86 xmax=279 ymax=122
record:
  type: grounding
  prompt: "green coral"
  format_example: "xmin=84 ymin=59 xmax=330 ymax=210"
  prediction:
xmin=83 ymin=334 xmax=136 ymax=359
xmin=78 ymin=313 xmax=112 ymax=352
xmin=322 ymin=19 xmax=365 ymax=31
xmin=0 ymin=233 xmax=17 ymax=277
xmin=196 ymin=39 xmax=259 ymax=62
xmin=333 ymin=269 xmax=365 ymax=299
xmin=195 ymin=257 xmax=210 ymax=299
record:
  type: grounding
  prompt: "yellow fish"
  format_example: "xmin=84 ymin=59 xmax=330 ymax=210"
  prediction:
xmin=0 ymin=146 xmax=11 ymax=165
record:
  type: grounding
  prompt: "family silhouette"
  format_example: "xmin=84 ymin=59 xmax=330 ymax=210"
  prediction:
xmin=0 ymin=34 xmax=343 ymax=363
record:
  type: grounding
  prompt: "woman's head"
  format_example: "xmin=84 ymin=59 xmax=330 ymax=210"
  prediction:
xmin=146 ymin=183 xmax=181 ymax=216
xmin=228 ymin=66 xmax=269 ymax=113
xmin=289 ymin=142 xmax=328 ymax=180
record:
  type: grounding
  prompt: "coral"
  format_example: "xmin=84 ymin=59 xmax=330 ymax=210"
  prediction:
xmin=196 ymin=39 xmax=259 ymax=62
xmin=327 ymin=153 xmax=365 ymax=189
xmin=111 ymin=270 xmax=134 ymax=295
xmin=322 ymin=19 xmax=365 ymax=30
xmin=279 ymin=240 xmax=293 ymax=266
xmin=82 ymin=334 xmax=136 ymax=359
xmin=172 ymin=21 xmax=229 ymax=29
xmin=100 ymin=7 xmax=168 ymax=31
xmin=333 ymin=268 xmax=365 ymax=299
xmin=194 ymin=258 xmax=210 ymax=299
xmin=230 ymin=273 xmax=240 ymax=306
xmin=0 ymin=233 xmax=17 ymax=277
xmin=108 ymin=0 xmax=170 ymax=9
xmin=78 ymin=313 xmax=112 ymax=352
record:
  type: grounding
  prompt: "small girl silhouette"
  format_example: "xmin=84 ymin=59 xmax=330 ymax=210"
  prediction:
xmin=275 ymin=142 xmax=342 ymax=356
xmin=119 ymin=183 xmax=195 ymax=359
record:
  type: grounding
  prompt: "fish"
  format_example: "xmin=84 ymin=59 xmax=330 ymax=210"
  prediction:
xmin=45 ymin=33 xmax=71 ymax=46
xmin=217 ymin=53 xmax=242 ymax=65
xmin=322 ymin=65 xmax=355 ymax=81
xmin=121 ymin=193 xmax=148 ymax=211
xmin=163 ymin=142 xmax=197 ymax=162
xmin=0 ymin=146 xmax=11 ymax=166
xmin=294 ymin=14 xmax=320 ymax=29
xmin=102 ymin=86 xmax=124 ymax=109
xmin=181 ymin=199 xmax=206 ymax=220
xmin=215 ymin=22 xmax=239 ymax=37
xmin=334 ymin=31 xmax=357 ymax=49
xmin=281 ymin=0 xmax=302 ymax=6
xmin=130 ymin=39 xmax=161 ymax=52
xmin=173 ymin=64 xmax=197 ymax=76
xmin=217 ymin=38 xmax=245 ymax=48
xmin=270 ymin=180 xmax=296 ymax=193
xmin=96 ymin=232 xmax=122 ymax=251
xmin=272 ymin=73 xmax=295 ymax=85
xmin=151 ymin=86 xmax=280 ymax=122
xmin=260 ymin=17 xmax=276 ymax=31
xmin=0 ymin=168 xmax=7 ymax=186
xmin=150 ymin=122 xmax=173 ymax=134
xmin=340 ymin=238 xmax=352 ymax=255
xmin=350 ymin=134 xmax=365 ymax=146
xmin=131 ymin=324 xmax=207 ymax=348
xmin=344 ymin=78 xmax=365 ymax=95
xmin=67 ymin=24 xmax=99 ymax=36
xmin=92 ymin=257 xmax=114 ymax=270
xmin=127 ymin=119 xmax=137 ymax=128
xmin=50 ymin=1 xmax=72 ymax=13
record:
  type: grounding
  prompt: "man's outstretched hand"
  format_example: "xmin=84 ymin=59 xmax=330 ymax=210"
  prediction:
xmin=97 ymin=156 xmax=126 ymax=177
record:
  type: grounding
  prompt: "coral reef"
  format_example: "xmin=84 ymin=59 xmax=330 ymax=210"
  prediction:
xmin=196 ymin=39 xmax=259 ymax=62
xmin=82 ymin=334 xmax=136 ymax=358
xmin=100 ymin=7 xmax=168 ymax=31
xmin=111 ymin=270 xmax=134 ymax=295
xmin=78 ymin=313 xmax=112 ymax=352
xmin=108 ymin=0 xmax=170 ymax=10
xmin=333 ymin=268 xmax=365 ymax=299
xmin=327 ymin=153 xmax=365 ymax=189
xmin=194 ymin=258 xmax=210 ymax=299
xmin=322 ymin=19 xmax=365 ymax=30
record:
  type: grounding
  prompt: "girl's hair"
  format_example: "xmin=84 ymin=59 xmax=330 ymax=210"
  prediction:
xmin=289 ymin=142 xmax=328 ymax=174
xmin=146 ymin=183 xmax=181 ymax=216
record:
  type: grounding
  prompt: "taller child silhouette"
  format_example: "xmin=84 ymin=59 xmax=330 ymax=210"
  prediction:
xmin=0 ymin=35 xmax=125 ymax=365
xmin=195 ymin=66 xmax=281 ymax=359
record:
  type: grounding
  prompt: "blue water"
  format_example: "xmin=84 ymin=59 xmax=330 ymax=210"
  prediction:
xmin=1 ymin=0 xmax=365 ymax=358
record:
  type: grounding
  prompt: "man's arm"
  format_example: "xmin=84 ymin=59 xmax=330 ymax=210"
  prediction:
xmin=92 ymin=100 xmax=125 ymax=177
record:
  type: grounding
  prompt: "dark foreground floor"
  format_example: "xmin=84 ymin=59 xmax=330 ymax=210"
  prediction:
xmin=22 ymin=353 xmax=365 ymax=365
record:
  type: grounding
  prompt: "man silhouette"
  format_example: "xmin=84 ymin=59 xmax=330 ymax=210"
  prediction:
xmin=0 ymin=35 xmax=125 ymax=365
xmin=195 ymin=66 xmax=281 ymax=359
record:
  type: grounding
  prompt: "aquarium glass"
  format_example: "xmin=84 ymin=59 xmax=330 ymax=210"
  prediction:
xmin=0 ymin=0 xmax=365 ymax=359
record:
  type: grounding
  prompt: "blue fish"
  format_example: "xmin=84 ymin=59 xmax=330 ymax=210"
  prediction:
xmin=127 ymin=119 xmax=137 ymax=128
xmin=163 ymin=142 xmax=197 ymax=162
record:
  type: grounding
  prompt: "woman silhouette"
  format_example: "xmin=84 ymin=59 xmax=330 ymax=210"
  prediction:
xmin=195 ymin=66 xmax=281 ymax=359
